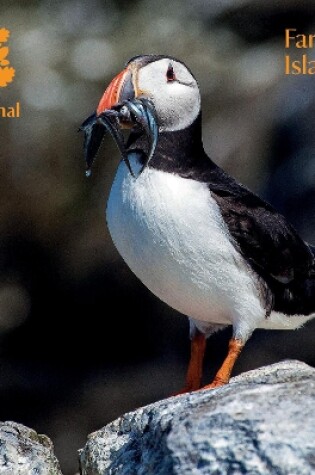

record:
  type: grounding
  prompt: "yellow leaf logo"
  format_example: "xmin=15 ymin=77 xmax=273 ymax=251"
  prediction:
xmin=0 ymin=66 xmax=15 ymax=87
xmin=0 ymin=28 xmax=15 ymax=88
xmin=0 ymin=28 xmax=10 ymax=43
xmin=0 ymin=46 xmax=9 ymax=64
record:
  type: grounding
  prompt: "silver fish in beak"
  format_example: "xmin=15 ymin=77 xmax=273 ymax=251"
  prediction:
xmin=80 ymin=65 xmax=159 ymax=178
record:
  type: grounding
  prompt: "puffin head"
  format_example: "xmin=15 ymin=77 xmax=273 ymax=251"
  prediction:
xmin=98 ymin=55 xmax=200 ymax=132
xmin=80 ymin=55 xmax=201 ymax=175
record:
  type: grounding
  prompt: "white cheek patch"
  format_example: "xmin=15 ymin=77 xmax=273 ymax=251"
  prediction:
xmin=138 ymin=59 xmax=201 ymax=132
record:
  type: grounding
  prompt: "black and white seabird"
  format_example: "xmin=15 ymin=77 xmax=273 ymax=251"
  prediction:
xmin=81 ymin=55 xmax=315 ymax=392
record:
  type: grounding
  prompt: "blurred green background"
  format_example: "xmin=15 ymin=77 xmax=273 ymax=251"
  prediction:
xmin=1 ymin=1 xmax=315 ymax=473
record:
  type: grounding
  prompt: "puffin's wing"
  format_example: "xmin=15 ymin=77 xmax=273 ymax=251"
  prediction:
xmin=209 ymin=176 xmax=314 ymax=285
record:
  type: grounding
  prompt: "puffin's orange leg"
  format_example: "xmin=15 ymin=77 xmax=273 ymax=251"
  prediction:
xmin=203 ymin=338 xmax=244 ymax=389
xmin=175 ymin=330 xmax=206 ymax=395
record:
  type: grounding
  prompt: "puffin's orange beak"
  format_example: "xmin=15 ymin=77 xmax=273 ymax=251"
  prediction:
xmin=96 ymin=68 xmax=135 ymax=116
xmin=80 ymin=63 xmax=158 ymax=178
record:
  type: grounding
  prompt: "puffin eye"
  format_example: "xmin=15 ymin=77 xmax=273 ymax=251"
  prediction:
xmin=166 ymin=63 xmax=176 ymax=82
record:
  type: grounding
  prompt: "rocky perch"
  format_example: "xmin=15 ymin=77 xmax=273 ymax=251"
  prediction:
xmin=0 ymin=421 xmax=62 ymax=474
xmin=0 ymin=361 xmax=314 ymax=474
xmin=79 ymin=360 xmax=315 ymax=475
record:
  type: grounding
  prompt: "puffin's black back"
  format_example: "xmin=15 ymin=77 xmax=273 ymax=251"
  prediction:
xmin=127 ymin=116 xmax=315 ymax=318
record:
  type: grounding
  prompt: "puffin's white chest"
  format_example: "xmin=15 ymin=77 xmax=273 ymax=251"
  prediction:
xmin=106 ymin=154 xmax=264 ymax=327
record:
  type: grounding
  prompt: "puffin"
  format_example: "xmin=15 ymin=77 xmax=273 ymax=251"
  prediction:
xmin=80 ymin=54 xmax=315 ymax=392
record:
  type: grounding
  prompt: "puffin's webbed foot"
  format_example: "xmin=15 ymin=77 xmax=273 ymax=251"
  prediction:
xmin=202 ymin=338 xmax=244 ymax=391
xmin=172 ymin=330 xmax=206 ymax=396
xmin=173 ymin=336 xmax=244 ymax=396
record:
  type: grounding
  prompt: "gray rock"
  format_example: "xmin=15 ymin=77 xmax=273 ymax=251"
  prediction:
xmin=0 ymin=421 xmax=62 ymax=475
xmin=79 ymin=360 xmax=315 ymax=475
